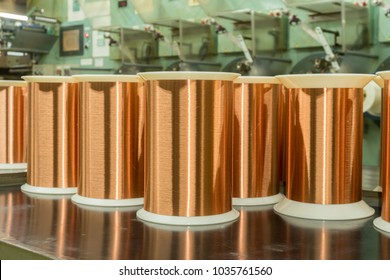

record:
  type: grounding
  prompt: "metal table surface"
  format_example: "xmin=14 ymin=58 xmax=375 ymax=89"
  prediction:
xmin=0 ymin=184 xmax=389 ymax=260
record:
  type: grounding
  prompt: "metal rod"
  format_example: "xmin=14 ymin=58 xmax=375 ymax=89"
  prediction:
xmin=181 ymin=59 xmax=221 ymax=66
xmin=341 ymin=0 xmax=347 ymax=52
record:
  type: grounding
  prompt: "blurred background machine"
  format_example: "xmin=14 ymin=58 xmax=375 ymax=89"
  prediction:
xmin=1 ymin=0 xmax=390 ymax=191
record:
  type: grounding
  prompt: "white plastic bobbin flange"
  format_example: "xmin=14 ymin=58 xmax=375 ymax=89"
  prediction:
xmin=233 ymin=193 xmax=284 ymax=206
xmin=21 ymin=183 xmax=77 ymax=195
xmin=137 ymin=208 xmax=240 ymax=226
xmin=374 ymin=217 xmax=390 ymax=234
xmin=363 ymin=80 xmax=382 ymax=117
xmin=273 ymin=197 xmax=375 ymax=220
xmin=71 ymin=194 xmax=144 ymax=207
xmin=0 ymin=163 xmax=27 ymax=172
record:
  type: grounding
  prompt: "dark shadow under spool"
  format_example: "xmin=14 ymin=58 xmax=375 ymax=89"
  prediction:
xmin=71 ymin=75 xmax=144 ymax=207
xmin=137 ymin=72 xmax=240 ymax=226
xmin=232 ymin=77 xmax=283 ymax=206
xmin=21 ymin=77 xmax=78 ymax=195
xmin=274 ymin=74 xmax=375 ymax=220
xmin=0 ymin=81 xmax=27 ymax=172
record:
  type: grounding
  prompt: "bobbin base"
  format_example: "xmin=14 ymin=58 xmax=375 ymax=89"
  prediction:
xmin=21 ymin=183 xmax=77 ymax=195
xmin=136 ymin=208 xmax=240 ymax=226
xmin=273 ymin=198 xmax=375 ymax=220
xmin=373 ymin=217 xmax=390 ymax=234
xmin=0 ymin=163 xmax=27 ymax=172
xmin=71 ymin=194 xmax=144 ymax=207
xmin=233 ymin=193 xmax=284 ymax=206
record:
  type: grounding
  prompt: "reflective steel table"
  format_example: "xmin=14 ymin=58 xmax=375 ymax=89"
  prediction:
xmin=0 ymin=184 xmax=388 ymax=260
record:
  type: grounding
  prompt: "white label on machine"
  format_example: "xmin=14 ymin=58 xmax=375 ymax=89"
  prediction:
xmin=92 ymin=31 xmax=109 ymax=57
xmin=67 ymin=0 xmax=85 ymax=22
xmin=80 ymin=58 xmax=93 ymax=66
xmin=94 ymin=58 xmax=104 ymax=67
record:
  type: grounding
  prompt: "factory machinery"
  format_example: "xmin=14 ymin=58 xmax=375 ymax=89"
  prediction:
xmin=0 ymin=0 xmax=390 ymax=260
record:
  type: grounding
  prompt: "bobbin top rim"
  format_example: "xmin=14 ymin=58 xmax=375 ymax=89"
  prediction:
xmin=376 ymin=71 xmax=390 ymax=80
xmin=234 ymin=76 xmax=280 ymax=84
xmin=373 ymin=76 xmax=384 ymax=88
xmin=73 ymin=74 xmax=143 ymax=83
xmin=138 ymin=71 xmax=240 ymax=81
xmin=276 ymin=74 xmax=375 ymax=89
xmin=0 ymin=80 xmax=27 ymax=87
xmin=22 ymin=76 xmax=76 ymax=83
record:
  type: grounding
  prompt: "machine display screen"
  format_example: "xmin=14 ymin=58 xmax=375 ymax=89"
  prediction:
xmin=60 ymin=25 xmax=84 ymax=56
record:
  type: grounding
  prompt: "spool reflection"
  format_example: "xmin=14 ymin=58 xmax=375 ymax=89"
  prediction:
xmin=234 ymin=206 xmax=285 ymax=259
xmin=76 ymin=207 xmax=142 ymax=259
xmin=282 ymin=216 xmax=369 ymax=259
xmin=24 ymin=194 xmax=77 ymax=258
xmin=141 ymin=222 xmax=235 ymax=259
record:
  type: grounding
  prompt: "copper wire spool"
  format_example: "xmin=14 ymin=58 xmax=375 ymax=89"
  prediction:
xmin=274 ymin=74 xmax=375 ymax=220
xmin=278 ymin=86 xmax=288 ymax=185
xmin=21 ymin=77 xmax=78 ymax=195
xmin=0 ymin=81 xmax=27 ymax=171
xmin=232 ymin=77 xmax=283 ymax=205
xmin=71 ymin=75 xmax=144 ymax=207
xmin=137 ymin=72 xmax=240 ymax=225
xmin=374 ymin=71 xmax=390 ymax=233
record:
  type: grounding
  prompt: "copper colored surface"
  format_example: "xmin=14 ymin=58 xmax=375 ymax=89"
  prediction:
xmin=236 ymin=206 xmax=280 ymax=259
xmin=26 ymin=195 xmax=77 ymax=258
xmin=286 ymin=88 xmax=363 ymax=204
xmin=0 ymin=187 xmax=385 ymax=260
xmin=0 ymin=85 xmax=27 ymax=164
xmin=232 ymin=83 xmax=279 ymax=198
xmin=278 ymin=86 xmax=287 ymax=184
xmin=283 ymin=217 xmax=367 ymax=259
xmin=381 ymin=79 xmax=390 ymax=222
xmin=27 ymin=82 xmax=78 ymax=188
xmin=78 ymin=81 xmax=144 ymax=199
xmin=144 ymin=79 xmax=233 ymax=216
xmin=380 ymin=234 xmax=390 ymax=259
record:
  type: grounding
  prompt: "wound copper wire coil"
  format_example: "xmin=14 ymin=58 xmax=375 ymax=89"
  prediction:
xmin=139 ymin=72 xmax=239 ymax=218
xmin=380 ymin=78 xmax=390 ymax=222
xmin=76 ymin=76 xmax=144 ymax=201
xmin=0 ymin=81 xmax=27 ymax=164
xmin=23 ymin=77 xmax=78 ymax=189
xmin=285 ymin=87 xmax=363 ymax=204
xmin=232 ymin=78 xmax=280 ymax=200
xmin=277 ymin=86 xmax=287 ymax=185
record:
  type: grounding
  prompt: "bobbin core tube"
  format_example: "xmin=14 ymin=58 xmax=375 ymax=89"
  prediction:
xmin=274 ymin=74 xmax=375 ymax=220
xmin=0 ymin=81 xmax=27 ymax=172
xmin=71 ymin=75 xmax=144 ymax=207
xmin=137 ymin=72 xmax=240 ymax=226
xmin=232 ymin=77 xmax=283 ymax=206
xmin=21 ymin=76 xmax=78 ymax=195
xmin=374 ymin=71 xmax=390 ymax=233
